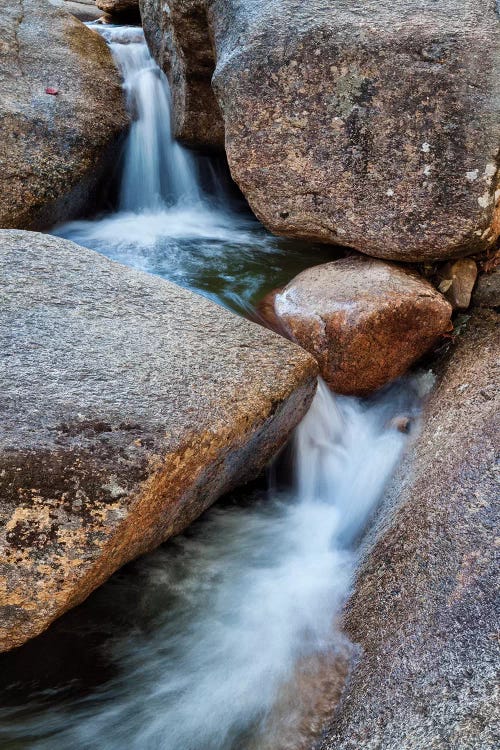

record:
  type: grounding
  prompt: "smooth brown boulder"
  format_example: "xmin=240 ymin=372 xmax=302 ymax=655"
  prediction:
xmin=0 ymin=230 xmax=317 ymax=652
xmin=320 ymin=309 xmax=499 ymax=750
xmin=437 ymin=258 xmax=478 ymax=310
xmin=0 ymin=0 xmax=128 ymax=230
xmin=140 ymin=0 xmax=224 ymax=148
xmin=272 ymin=256 xmax=453 ymax=395
xmin=140 ymin=0 xmax=500 ymax=260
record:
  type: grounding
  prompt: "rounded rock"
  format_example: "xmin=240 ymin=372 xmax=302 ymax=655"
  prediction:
xmin=274 ymin=256 xmax=453 ymax=395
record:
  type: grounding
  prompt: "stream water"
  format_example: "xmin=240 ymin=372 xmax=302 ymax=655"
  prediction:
xmin=54 ymin=25 xmax=336 ymax=316
xmin=0 ymin=24 xmax=424 ymax=750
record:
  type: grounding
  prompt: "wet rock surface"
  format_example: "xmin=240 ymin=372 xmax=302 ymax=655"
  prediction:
xmin=0 ymin=230 xmax=317 ymax=652
xmin=0 ymin=0 xmax=128 ymax=230
xmin=320 ymin=309 xmax=500 ymax=750
xmin=272 ymin=256 xmax=452 ymax=395
xmin=140 ymin=0 xmax=500 ymax=260
xmin=96 ymin=0 xmax=140 ymax=21
xmin=256 ymin=287 xmax=287 ymax=335
xmin=140 ymin=0 xmax=224 ymax=148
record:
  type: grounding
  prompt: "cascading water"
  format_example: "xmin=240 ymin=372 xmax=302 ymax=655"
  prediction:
xmin=0 ymin=23 xmax=427 ymax=750
xmin=55 ymin=25 xmax=336 ymax=314
xmin=111 ymin=26 xmax=200 ymax=211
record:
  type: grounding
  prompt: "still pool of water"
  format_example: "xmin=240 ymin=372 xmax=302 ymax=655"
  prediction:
xmin=57 ymin=201 xmax=339 ymax=318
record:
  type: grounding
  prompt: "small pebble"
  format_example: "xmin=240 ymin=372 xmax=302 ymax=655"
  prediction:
xmin=387 ymin=416 xmax=411 ymax=433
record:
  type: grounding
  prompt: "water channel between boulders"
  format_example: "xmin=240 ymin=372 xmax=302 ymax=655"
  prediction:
xmin=0 ymin=24 xmax=427 ymax=750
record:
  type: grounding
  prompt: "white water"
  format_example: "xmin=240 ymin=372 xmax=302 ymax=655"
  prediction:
xmin=112 ymin=26 xmax=200 ymax=211
xmin=55 ymin=25 xmax=336 ymax=314
xmin=0 ymin=24 xmax=425 ymax=750
xmin=56 ymin=26 xmax=265 ymax=289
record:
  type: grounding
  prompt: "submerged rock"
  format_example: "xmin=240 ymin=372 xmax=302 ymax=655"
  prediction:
xmin=272 ymin=256 xmax=452 ymax=395
xmin=0 ymin=230 xmax=317 ymax=652
xmin=140 ymin=0 xmax=500 ymax=261
xmin=140 ymin=0 xmax=224 ymax=148
xmin=320 ymin=309 xmax=499 ymax=750
xmin=0 ymin=0 xmax=128 ymax=230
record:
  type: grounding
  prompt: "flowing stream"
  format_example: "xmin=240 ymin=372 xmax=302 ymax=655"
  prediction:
xmin=54 ymin=24 xmax=336 ymax=316
xmin=0 ymin=25 xmax=425 ymax=750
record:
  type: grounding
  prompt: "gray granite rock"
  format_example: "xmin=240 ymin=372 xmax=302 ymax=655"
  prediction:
xmin=0 ymin=0 xmax=128 ymax=229
xmin=0 ymin=230 xmax=317 ymax=651
xmin=50 ymin=0 xmax=103 ymax=22
xmin=320 ymin=309 xmax=500 ymax=750
xmin=472 ymin=267 xmax=500 ymax=309
xmin=211 ymin=0 xmax=500 ymax=261
xmin=140 ymin=0 xmax=500 ymax=261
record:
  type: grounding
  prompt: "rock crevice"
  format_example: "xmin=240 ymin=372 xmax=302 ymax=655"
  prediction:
xmin=140 ymin=0 xmax=224 ymax=148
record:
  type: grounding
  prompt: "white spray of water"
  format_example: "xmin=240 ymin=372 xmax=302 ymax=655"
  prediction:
xmin=101 ymin=26 xmax=200 ymax=211
xmin=0 ymin=380 xmax=419 ymax=749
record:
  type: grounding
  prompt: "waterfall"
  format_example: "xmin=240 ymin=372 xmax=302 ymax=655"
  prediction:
xmin=54 ymin=25 xmax=337 ymax=315
xmin=99 ymin=26 xmax=201 ymax=211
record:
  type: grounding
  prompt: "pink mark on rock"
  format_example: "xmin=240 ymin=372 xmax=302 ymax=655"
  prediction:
xmin=45 ymin=87 xmax=59 ymax=95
